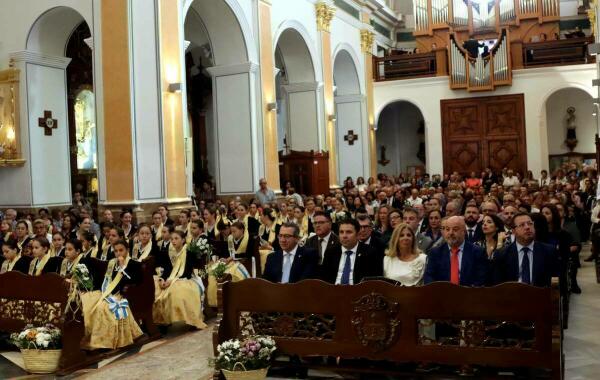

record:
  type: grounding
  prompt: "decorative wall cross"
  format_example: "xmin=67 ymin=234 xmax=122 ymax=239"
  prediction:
xmin=344 ymin=130 xmax=358 ymax=145
xmin=38 ymin=111 xmax=57 ymax=136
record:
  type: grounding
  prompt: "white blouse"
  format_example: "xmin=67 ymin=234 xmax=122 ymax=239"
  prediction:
xmin=383 ymin=253 xmax=427 ymax=286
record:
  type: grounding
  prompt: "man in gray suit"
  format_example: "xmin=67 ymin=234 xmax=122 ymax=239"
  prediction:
xmin=403 ymin=207 xmax=433 ymax=254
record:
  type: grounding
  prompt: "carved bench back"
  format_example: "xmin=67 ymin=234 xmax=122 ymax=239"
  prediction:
xmin=216 ymin=279 xmax=561 ymax=371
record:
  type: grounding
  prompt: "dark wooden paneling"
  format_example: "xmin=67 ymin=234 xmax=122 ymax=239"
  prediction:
xmin=442 ymin=94 xmax=527 ymax=175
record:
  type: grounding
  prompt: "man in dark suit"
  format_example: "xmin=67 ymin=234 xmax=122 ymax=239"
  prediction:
xmin=356 ymin=214 xmax=386 ymax=257
xmin=492 ymin=212 xmax=557 ymax=287
xmin=403 ymin=207 xmax=433 ymax=253
xmin=321 ymin=219 xmax=383 ymax=285
xmin=304 ymin=212 xmax=340 ymax=265
xmin=263 ymin=223 xmax=318 ymax=283
xmin=464 ymin=204 xmax=483 ymax=243
xmin=424 ymin=216 xmax=489 ymax=286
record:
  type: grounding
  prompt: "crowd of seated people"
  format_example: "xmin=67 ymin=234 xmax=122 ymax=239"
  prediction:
xmin=0 ymin=163 xmax=596 ymax=352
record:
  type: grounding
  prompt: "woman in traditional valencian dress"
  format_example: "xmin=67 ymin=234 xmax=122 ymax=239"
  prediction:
xmin=202 ymin=207 xmax=218 ymax=240
xmin=153 ymin=230 xmax=206 ymax=330
xmin=1 ymin=239 xmax=31 ymax=274
xmin=177 ymin=210 xmax=192 ymax=242
xmin=14 ymin=221 xmax=32 ymax=255
xmin=120 ymin=210 xmax=137 ymax=244
xmin=59 ymin=239 xmax=87 ymax=278
xmin=258 ymin=209 xmax=280 ymax=252
xmin=80 ymin=231 xmax=98 ymax=259
xmin=50 ymin=232 xmax=66 ymax=257
xmin=150 ymin=211 xmax=164 ymax=246
xmin=28 ymin=237 xmax=63 ymax=276
xmin=131 ymin=224 xmax=159 ymax=262
xmin=81 ymin=239 xmax=143 ymax=350
xmin=234 ymin=204 xmax=260 ymax=236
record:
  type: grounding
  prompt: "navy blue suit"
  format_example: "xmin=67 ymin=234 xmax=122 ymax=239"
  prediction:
xmin=262 ymin=246 xmax=319 ymax=283
xmin=465 ymin=223 xmax=484 ymax=244
xmin=424 ymin=241 xmax=489 ymax=286
xmin=492 ymin=241 xmax=557 ymax=287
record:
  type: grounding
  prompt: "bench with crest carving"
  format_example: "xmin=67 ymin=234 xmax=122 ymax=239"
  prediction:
xmin=213 ymin=278 xmax=563 ymax=379
xmin=0 ymin=259 xmax=158 ymax=375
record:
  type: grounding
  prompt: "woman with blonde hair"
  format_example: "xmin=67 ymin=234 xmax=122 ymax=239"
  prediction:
xmin=384 ymin=223 xmax=427 ymax=286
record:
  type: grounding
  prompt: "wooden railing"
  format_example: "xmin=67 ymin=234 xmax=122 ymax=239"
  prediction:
xmin=373 ymin=52 xmax=438 ymax=81
xmin=523 ymin=37 xmax=595 ymax=67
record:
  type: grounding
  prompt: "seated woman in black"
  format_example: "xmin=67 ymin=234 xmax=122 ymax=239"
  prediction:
xmin=132 ymin=224 xmax=159 ymax=262
xmin=258 ymin=208 xmax=280 ymax=252
xmin=14 ymin=221 xmax=31 ymax=256
xmin=81 ymin=231 xmax=98 ymax=259
xmin=1 ymin=238 xmax=31 ymax=274
xmin=81 ymin=239 xmax=143 ymax=349
xmin=120 ymin=210 xmax=137 ymax=244
xmin=153 ymin=230 xmax=206 ymax=329
xmin=228 ymin=221 xmax=250 ymax=259
xmin=50 ymin=232 xmax=66 ymax=257
xmin=28 ymin=237 xmax=63 ymax=276
xmin=233 ymin=204 xmax=260 ymax=236
xmin=59 ymin=239 xmax=88 ymax=278
xmin=202 ymin=206 xmax=219 ymax=240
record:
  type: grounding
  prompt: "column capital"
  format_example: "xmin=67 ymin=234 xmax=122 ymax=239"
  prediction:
xmin=9 ymin=51 xmax=71 ymax=69
xmin=360 ymin=29 xmax=375 ymax=54
xmin=315 ymin=2 xmax=336 ymax=32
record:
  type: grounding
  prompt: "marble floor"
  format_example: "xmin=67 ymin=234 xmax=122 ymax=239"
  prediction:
xmin=1 ymin=257 xmax=598 ymax=379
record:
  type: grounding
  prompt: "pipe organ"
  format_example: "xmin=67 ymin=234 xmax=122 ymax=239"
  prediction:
xmin=413 ymin=0 xmax=558 ymax=34
xmin=449 ymin=29 xmax=511 ymax=91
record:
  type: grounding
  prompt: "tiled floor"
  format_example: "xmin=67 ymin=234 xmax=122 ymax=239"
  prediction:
xmin=0 ymin=257 xmax=597 ymax=379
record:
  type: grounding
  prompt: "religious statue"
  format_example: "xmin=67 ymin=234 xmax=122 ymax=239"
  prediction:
xmin=378 ymin=145 xmax=390 ymax=166
xmin=565 ymin=106 xmax=578 ymax=152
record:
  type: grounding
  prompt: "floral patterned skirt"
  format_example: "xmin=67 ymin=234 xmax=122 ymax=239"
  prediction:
xmin=81 ymin=291 xmax=143 ymax=350
xmin=153 ymin=278 xmax=206 ymax=329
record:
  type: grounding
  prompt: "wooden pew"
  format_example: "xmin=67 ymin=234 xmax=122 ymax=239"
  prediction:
xmin=213 ymin=279 xmax=563 ymax=379
xmin=0 ymin=272 xmax=86 ymax=374
xmin=522 ymin=37 xmax=594 ymax=67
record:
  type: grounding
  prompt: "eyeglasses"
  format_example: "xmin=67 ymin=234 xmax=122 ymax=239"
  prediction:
xmin=515 ymin=221 xmax=534 ymax=229
xmin=278 ymin=234 xmax=296 ymax=239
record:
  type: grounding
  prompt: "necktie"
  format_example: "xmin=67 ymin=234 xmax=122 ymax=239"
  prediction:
xmin=340 ymin=251 xmax=353 ymax=285
xmin=450 ymin=247 xmax=460 ymax=285
xmin=318 ymin=238 xmax=325 ymax=263
xmin=468 ymin=229 xmax=474 ymax=240
xmin=521 ymin=247 xmax=531 ymax=284
xmin=281 ymin=253 xmax=292 ymax=284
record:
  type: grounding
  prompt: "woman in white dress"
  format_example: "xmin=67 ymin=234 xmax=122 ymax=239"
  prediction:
xmin=383 ymin=223 xmax=427 ymax=286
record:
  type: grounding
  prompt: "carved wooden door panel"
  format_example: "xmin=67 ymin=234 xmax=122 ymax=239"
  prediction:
xmin=442 ymin=94 xmax=526 ymax=175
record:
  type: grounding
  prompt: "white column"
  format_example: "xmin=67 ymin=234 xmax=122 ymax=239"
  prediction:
xmin=281 ymin=81 xmax=322 ymax=152
xmin=130 ymin=0 xmax=165 ymax=201
xmin=335 ymin=94 xmax=367 ymax=180
xmin=207 ymin=62 xmax=261 ymax=195
xmin=0 ymin=51 xmax=72 ymax=207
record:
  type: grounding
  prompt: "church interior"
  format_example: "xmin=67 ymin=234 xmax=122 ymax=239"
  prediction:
xmin=0 ymin=0 xmax=599 ymax=378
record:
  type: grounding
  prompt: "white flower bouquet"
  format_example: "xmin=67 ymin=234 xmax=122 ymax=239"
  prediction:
xmin=73 ymin=263 xmax=93 ymax=291
xmin=188 ymin=237 xmax=213 ymax=260
xmin=10 ymin=324 xmax=61 ymax=350
xmin=212 ymin=335 xmax=277 ymax=371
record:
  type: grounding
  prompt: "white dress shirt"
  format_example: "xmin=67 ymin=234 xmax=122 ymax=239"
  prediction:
xmin=335 ymin=243 xmax=358 ymax=285
xmin=515 ymin=241 xmax=534 ymax=283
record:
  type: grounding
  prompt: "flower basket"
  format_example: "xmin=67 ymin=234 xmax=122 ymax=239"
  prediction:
xmin=221 ymin=363 xmax=269 ymax=380
xmin=20 ymin=349 xmax=62 ymax=374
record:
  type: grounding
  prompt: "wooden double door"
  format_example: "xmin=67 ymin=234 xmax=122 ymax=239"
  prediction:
xmin=441 ymin=94 xmax=527 ymax=175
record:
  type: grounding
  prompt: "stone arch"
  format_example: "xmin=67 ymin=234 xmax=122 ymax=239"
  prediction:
xmin=332 ymin=43 xmax=363 ymax=95
xmin=26 ymin=6 xmax=89 ymax=56
xmin=376 ymin=101 xmax=427 ymax=176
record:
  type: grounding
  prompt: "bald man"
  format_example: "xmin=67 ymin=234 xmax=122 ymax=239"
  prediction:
xmin=424 ymin=216 xmax=489 ymax=286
